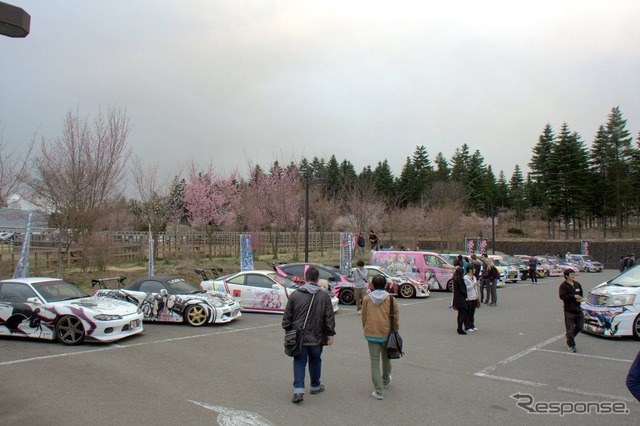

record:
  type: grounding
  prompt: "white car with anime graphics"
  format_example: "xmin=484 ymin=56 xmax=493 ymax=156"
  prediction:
xmin=198 ymin=268 xmax=339 ymax=313
xmin=364 ymin=265 xmax=430 ymax=299
xmin=93 ymin=275 xmax=241 ymax=326
xmin=582 ymin=266 xmax=640 ymax=339
xmin=567 ymin=254 xmax=604 ymax=273
xmin=0 ymin=277 xmax=143 ymax=345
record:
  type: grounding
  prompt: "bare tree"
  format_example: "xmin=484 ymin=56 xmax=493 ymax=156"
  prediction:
xmin=0 ymin=125 xmax=34 ymax=207
xmin=130 ymin=157 xmax=184 ymax=254
xmin=30 ymin=107 xmax=131 ymax=237
xmin=339 ymin=179 xmax=386 ymax=233
xmin=309 ymin=190 xmax=340 ymax=257
xmin=382 ymin=205 xmax=426 ymax=249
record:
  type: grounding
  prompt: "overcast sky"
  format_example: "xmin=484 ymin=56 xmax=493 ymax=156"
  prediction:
xmin=2 ymin=1 xmax=640 ymax=183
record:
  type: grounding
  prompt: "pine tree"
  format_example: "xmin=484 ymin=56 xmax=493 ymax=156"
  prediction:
xmin=508 ymin=165 xmax=527 ymax=224
xmin=528 ymin=124 xmax=556 ymax=208
xmin=373 ymin=160 xmax=395 ymax=201
xmin=433 ymin=152 xmax=450 ymax=182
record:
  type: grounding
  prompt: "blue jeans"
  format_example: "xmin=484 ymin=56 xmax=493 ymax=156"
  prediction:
xmin=293 ymin=345 xmax=324 ymax=393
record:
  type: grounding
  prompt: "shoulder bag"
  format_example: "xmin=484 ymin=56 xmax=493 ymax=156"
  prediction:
xmin=284 ymin=293 xmax=316 ymax=357
xmin=386 ymin=296 xmax=404 ymax=359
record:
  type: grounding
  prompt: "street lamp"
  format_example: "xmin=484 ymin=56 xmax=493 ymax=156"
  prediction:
xmin=0 ymin=2 xmax=30 ymax=38
xmin=304 ymin=177 xmax=327 ymax=262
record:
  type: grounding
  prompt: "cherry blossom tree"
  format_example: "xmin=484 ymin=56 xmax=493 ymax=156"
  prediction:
xmin=242 ymin=164 xmax=303 ymax=259
xmin=183 ymin=163 xmax=240 ymax=258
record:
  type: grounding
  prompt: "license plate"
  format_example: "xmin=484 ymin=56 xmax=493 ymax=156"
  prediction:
xmin=130 ymin=319 xmax=141 ymax=329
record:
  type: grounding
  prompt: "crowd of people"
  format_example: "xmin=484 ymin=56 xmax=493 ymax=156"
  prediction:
xmin=282 ymin=259 xmax=640 ymax=405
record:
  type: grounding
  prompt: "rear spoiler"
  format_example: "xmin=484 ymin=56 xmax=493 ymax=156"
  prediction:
xmin=194 ymin=266 xmax=224 ymax=281
xmin=92 ymin=276 xmax=127 ymax=289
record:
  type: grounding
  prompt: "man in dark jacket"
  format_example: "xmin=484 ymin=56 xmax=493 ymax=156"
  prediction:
xmin=282 ymin=267 xmax=336 ymax=404
xmin=559 ymin=268 xmax=584 ymax=353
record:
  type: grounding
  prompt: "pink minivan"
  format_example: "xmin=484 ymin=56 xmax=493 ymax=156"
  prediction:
xmin=370 ymin=250 xmax=456 ymax=291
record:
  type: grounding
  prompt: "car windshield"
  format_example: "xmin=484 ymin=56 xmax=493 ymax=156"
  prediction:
xmin=506 ymin=257 xmax=523 ymax=266
xmin=268 ymin=273 xmax=297 ymax=288
xmin=608 ymin=266 xmax=640 ymax=288
xmin=582 ymin=256 xmax=596 ymax=262
xmin=165 ymin=278 xmax=200 ymax=294
xmin=493 ymin=259 xmax=509 ymax=266
xmin=33 ymin=281 xmax=89 ymax=302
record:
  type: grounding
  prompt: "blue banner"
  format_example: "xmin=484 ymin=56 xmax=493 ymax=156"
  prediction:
xmin=240 ymin=234 xmax=254 ymax=271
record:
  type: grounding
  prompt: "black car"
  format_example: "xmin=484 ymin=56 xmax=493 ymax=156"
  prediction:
xmin=271 ymin=262 xmax=355 ymax=305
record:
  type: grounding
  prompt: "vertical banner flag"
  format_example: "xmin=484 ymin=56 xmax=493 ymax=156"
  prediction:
xmin=13 ymin=211 xmax=33 ymax=278
xmin=464 ymin=237 xmax=476 ymax=255
xmin=240 ymin=234 xmax=254 ymax=271
xmin=339 ymin=232 xmax=355 ymax=276
xmin=581 ymin=240 xmax=589 ymax=256
xmin=148 ymin=224 xmax=155 ymax=276
xmin=478 ymin=238 xmax=489 ymax=255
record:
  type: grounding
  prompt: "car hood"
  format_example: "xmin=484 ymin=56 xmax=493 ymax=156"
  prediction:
xmin=591 ymin=284 xmax=639 ymax=296
xmin=60 ymin=296 xmax=139 ymax=314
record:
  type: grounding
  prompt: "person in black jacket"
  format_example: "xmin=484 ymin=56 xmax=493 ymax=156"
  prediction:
xmin=452 ymin=267 xmax=468 ymax=335
xmin=282 ymin=267 xmax=336 ymax=404
xmin=558 ymin=268 xmax=584 ymax=353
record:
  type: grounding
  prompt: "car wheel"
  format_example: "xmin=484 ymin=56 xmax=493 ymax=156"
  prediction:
xmin=633 ymin=314 xmax=640 ymax=341
xmin=339 ymin=288 xmax=355 ymax=305
xmin=446 ymin=279 xmax=453 ymax=292
xmin=184 ymin=304 xmax=209 ymax=326
xmin=398 ymin=283 xmax=416 ymax=299
xmin=55 ymin=315 xmax=85 ymax=345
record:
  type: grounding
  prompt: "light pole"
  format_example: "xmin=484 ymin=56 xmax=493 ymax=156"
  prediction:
xmin=304 ymin=177 xmax=326 ymax=262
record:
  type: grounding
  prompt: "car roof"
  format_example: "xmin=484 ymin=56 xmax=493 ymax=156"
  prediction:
xmin=0 ymin=277 xmax=64 ymax=284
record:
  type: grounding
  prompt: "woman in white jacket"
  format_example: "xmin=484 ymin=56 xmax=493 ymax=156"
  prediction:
xmin=464 ymin=265 xmax=479 ymax=332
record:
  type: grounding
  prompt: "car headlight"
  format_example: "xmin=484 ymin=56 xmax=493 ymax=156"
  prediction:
xmin=604 ymin=294 xmax=635 ymax=306
xmin=93 ymin=314 xmax=123 ymax=321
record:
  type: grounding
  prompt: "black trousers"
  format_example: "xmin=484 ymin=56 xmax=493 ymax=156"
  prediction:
xmin=564 ymin=311 xmax=584 ymax=348
xmin=456 ymin=307 xmax=468 ymax=332
xmin=465 ymin=300 xmax=477 ymax=329
xmin=529 ymin=268 xmax=537 ymax=282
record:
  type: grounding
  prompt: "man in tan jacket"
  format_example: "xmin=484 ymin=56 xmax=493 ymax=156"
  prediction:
xmin=361 ymin=275 xmax=399 ymax=400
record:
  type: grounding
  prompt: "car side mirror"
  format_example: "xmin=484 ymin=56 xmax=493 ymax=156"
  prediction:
xmin=272 ymin=284 xmax=281 ymax=290
xmin=26 ymin=297 xmax=42 ymax=305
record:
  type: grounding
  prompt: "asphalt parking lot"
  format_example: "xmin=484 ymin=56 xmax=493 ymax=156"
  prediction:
xmin=1 ymin=270 xmax=639 ymax=426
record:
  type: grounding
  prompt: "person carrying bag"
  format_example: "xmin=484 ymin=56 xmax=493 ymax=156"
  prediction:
xmin=284 ymin=293 xmax=316 ymax=357
xmin=361 ymin=275 xmax=400 ymax=400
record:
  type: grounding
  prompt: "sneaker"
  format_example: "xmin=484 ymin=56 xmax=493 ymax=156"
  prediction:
xmin=310 ymin=384 xmax=325 ymax=394
xmin=464 ymin=328 xmax=474 ymax=332
xmin=357 ymin=311 xmax=362 ymax=315
xmin=383 ymin=376 xmax=392 ymax=389
xmin=489 ymin=303 xmax=496 ymax=307
xmin=568 ymin=346 xmax=577 ymax=353
xmin=457 ymin=329 xmax=467 ymax=335
xmin=292 ymin=393 xmax=304 ymax=403
xmin=471 ymin=327 xmax=479 ymax=331
xmin=371 ymin=391 xmax=384 ymax=400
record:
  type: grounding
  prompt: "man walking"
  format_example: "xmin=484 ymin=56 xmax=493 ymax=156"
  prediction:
xmin=351 ymin=260 xmax=370 ymax=315
xmin=559 ymin=268 xmax=584 ymax=353
xmin=282 ymin=267 xmax=336 ymax=404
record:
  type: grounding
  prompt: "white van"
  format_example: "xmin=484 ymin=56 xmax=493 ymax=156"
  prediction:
xmin=370 ymin=250 xmax=455 ymax=291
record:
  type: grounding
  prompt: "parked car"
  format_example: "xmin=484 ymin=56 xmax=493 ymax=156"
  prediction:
xmin=567 ymin=254 xmax=604 ymax=273
xmin=535 ymin=257 xmax=563 ymax=277
xmin=363 ymin=265 xmax=430 ymax=299
xmin=198 ymin=269 xmax=339 ymax=313
xmin=0 ymin=232 xmax=15 ymax=242
xmin=370 ymin=250 xmax=455 ymax=291
xmin=93 ymin=275 xmax=241 ymax=326
xmin=488 ymin=255 xmax=520 ymax=283
xmin=272 ymin=262 xmax=354 ymax=304
xmin=582 ymin=265 xmax=640 ymax=339
xmin=0 ymin=277 xmax=143 ymax=345
xmin=505 ymin=256 xmax=530 ymax=281
xmin=514 ymin=255 xmax=546 ymax=278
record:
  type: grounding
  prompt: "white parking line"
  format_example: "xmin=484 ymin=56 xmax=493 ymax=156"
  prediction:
xmin=0 ymin=322 xmax=281 ymax=367
xmin=474 ymin=334 xmax=634 ymax=402
xmin=536 ymin=348 xmax=634 ymax=363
